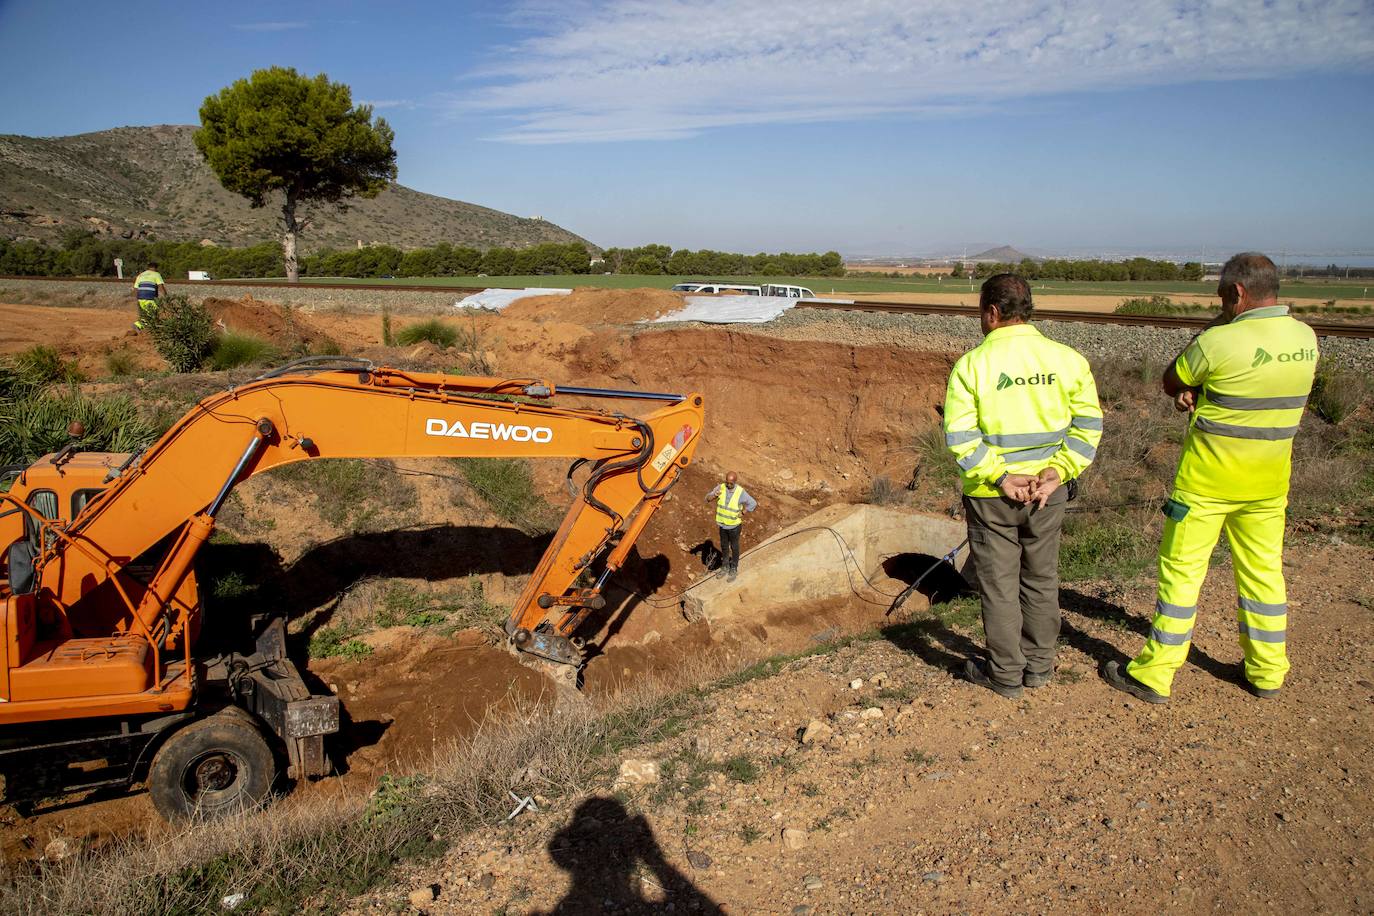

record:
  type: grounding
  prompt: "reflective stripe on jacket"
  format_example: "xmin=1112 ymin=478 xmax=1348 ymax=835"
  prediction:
xmin=134 ymin=269 xmax=163 ymax=301
xmin=1173 ymin=305 xmax=1317 ymax=500
xmin=716 ymin=485 xmax=745 ymax=527
xmin=943 ymin=323 xmax=1103 ymax=497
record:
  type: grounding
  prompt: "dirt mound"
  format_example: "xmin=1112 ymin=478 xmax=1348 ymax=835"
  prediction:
xmin=203 ymin=295 xmax=333 ymax=350
xmin=501 ymin=287 xmax=682 ymax=325
xmin=567 ymin=327 xmax=956 ymax=494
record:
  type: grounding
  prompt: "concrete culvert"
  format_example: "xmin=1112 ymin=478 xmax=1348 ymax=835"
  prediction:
xmin=680 ymin=504 xmax=973 ymax=629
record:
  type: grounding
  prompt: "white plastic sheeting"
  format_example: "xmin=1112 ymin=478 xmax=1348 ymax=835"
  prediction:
xmin=453 ymin=287 xmax=571 ymax=311
xmin=652 ymin=295 xmax=854 ymax=325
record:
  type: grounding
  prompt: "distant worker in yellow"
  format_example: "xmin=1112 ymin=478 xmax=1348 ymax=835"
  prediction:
xmin=1107 ymin=253 xmax=1317 ymax=703
xmin=944 ymin=274 xmax=1103 ymax=699
xmin=705 ymin=471 xmax=756 ymax=582
xmin=132 ymin=260 xmax=166 ymax=331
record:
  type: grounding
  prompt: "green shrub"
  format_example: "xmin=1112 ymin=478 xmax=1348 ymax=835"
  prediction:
xmin=396 ymin=319 xmax=459 ymax=348
xmin=1059 ymin=516 xmax=1153 ymax=582
xmin=12 ymin=345 xmax=83 ymax=387
xmin=377 ymin=577 xmax=502 ymax=630
xmin=1310 ymin=368 xmax=1372 ymax=425
xmin=208 ymin=331 xmax=277 ymax=370
xmin=1115 ymin=295 xmax=1195 ymax=316
xmin=146 ymin=293 xmax=215 ymax=372
xmin=308 ymin=626 xmax=372 ymax=660
xmin=271 ymin=458 xmax=416 ymax=531
xmin=311 ymin=336 xmax=343 ymax=356
xmin=105 ymin=348 xmax=137 ymax=377
xmin=0 ymin=387 xmax=158 ymax=466
xmin=451 ymin=457 xmax=551 ymax=531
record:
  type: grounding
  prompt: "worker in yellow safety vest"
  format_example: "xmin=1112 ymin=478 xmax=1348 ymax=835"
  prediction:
xmin=1107 ymin=252 xmax=1318 ymax=704
xmin=132 ymin=261 xmax=166 ymax=331
xmin=945 ymin=274 xmax=1103 ymax=698
xmin=704 ymin=472 xmax=756 ymax=582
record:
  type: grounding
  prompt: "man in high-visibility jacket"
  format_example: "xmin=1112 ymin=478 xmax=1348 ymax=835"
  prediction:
xmin=944 ymin=274 xmax=1103 ymax=699
xmin=1107 ymin=252 xmax=1317 ymax=704
xmin=704 ymin=472 xmax=756 ymax=582
xmin=132 ymin=261 xmax=166 ymax=331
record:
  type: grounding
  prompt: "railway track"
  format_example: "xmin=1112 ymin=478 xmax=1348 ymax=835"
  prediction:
xmin=5 ymin=275 xmax=1372 ymax=339
xmin=795 ymin=300 xmax=1374 ymax=339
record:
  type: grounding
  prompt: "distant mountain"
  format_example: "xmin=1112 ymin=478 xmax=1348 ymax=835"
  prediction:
xmin=0 ymin=125 xmax=595 ymax=252
xmin=968 ymin=245 xmax=1033 ymax=262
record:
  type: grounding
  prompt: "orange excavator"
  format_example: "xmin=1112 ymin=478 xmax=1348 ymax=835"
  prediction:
xmin=0 ymin=357 xmax=703 ymax=819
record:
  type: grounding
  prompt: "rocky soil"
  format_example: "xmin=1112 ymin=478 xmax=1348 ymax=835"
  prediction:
xmin=354 ymin=542 xmax=1374 ymax=914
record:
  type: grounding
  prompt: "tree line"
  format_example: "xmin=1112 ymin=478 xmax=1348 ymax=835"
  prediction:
xmin=0 ymin=234 xmax=284 ymax=280
xmin=954 ymin=257 xmax=1205 ymax=282
xmin=600 ymin=245 xmax=844 ymax=277
xmin=0 ymin=234 xmax=849 ymax=280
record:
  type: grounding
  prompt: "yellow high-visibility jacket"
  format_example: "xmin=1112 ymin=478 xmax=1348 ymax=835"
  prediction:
xmin=943 ymin=323 xmax=1103 ymax=497
xmin=1172 ymin=305 xmax=1317 ymax=500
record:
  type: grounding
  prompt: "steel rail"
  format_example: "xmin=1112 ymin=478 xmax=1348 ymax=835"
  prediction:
xmin=3 ymin=275 xmax=1371 ymax=338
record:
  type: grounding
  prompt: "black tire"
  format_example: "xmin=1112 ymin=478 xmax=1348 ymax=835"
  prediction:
xmin=147 ymin=711 xmax=276 ymax=821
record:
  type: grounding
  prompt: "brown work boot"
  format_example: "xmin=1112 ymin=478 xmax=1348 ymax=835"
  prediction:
xmin=1104 ymin=661 xmax=1168 ymax=704
xmin=962 ymin=658 xmax=1023 ymax=699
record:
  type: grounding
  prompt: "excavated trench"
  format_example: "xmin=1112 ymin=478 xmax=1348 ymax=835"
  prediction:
xmin=309 ymin=323 xmax=968 ymax=776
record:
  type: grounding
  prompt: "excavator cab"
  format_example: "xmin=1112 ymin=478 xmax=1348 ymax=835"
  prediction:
xmin=0 ymin=450 xmax=337 ymax=819
xmin=2 ymin=453 xmax=170 ymax=705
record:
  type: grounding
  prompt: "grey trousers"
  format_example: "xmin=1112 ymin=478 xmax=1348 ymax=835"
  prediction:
xmin=963 ymin=489 xmax=1068 ymax=687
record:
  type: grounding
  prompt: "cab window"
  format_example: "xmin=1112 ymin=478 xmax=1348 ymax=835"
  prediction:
xmin=25 ymin=489 xmax=59 ymax=553
xmin=73 ymin=488 xmax=103 ymax=517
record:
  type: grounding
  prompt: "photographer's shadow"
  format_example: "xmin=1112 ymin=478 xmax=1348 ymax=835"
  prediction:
xmin=534 ymin=796 xmax=724 ymax=915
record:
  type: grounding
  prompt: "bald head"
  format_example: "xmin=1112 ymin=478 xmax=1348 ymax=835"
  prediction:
xmin=725 ymin=472 xmax=738 ymax=487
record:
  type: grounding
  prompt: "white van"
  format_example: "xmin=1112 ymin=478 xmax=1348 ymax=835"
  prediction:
xmin=670 ymin=282 xmax=763 ymax=296
xmin=761 ymin=283 xmax=816 ymax=299
xmin=187 ymin=270 xmax=213 ymax=281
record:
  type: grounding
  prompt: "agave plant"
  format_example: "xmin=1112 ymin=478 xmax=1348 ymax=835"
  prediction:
xmin=0 ymin=385 xmax=158 ymax=467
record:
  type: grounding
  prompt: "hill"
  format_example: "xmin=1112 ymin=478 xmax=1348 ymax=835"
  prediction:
xmin=0 ymin=125 xmax=594 ymax=252
xmin=969 ymin=244 xmax=1033 ymax=262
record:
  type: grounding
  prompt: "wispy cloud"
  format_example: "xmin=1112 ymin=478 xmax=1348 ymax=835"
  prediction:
xmin=359 ymin=99 xmax=417 ymax=111
xmin=233 ymin=21 xmax=308 ymax=32
xmin=454 ymin=0 xmax=1374 ymax=143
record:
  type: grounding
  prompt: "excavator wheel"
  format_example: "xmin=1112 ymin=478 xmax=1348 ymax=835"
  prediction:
xmin=147 ymin=709 xmax=276 ymax=821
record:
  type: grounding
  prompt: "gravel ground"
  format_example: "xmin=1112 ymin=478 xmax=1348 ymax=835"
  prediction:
xmin=761 ymin=307 xmax=1374 ymax=369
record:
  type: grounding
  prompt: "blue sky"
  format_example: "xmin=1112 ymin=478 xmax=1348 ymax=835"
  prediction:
xmin=1 ymin=0 xmax=1372 ymax=257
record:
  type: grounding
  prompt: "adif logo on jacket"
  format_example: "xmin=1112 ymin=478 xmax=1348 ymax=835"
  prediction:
xmin=1253 ymin=346 xmax=1315 ymax=367
xmin=996 ymin=371 xmax=1058 ymax=390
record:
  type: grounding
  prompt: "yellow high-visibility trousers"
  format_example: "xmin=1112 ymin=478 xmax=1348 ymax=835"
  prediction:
xmin=1126 ymin=488 xmax=1289 ymax=696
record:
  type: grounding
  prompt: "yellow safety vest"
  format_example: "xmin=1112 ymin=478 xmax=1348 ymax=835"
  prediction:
xmin=943 ymin=323 xmax=1103 ymax=497
xmin=716 ymin=485 xmax=745 ymax=527
xmin=1173 ymin=305 xmax=1317 ymax=500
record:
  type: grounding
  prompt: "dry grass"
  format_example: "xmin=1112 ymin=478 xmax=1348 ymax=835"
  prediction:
xmin=0 ymin=658 xmax=729 ymax=915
